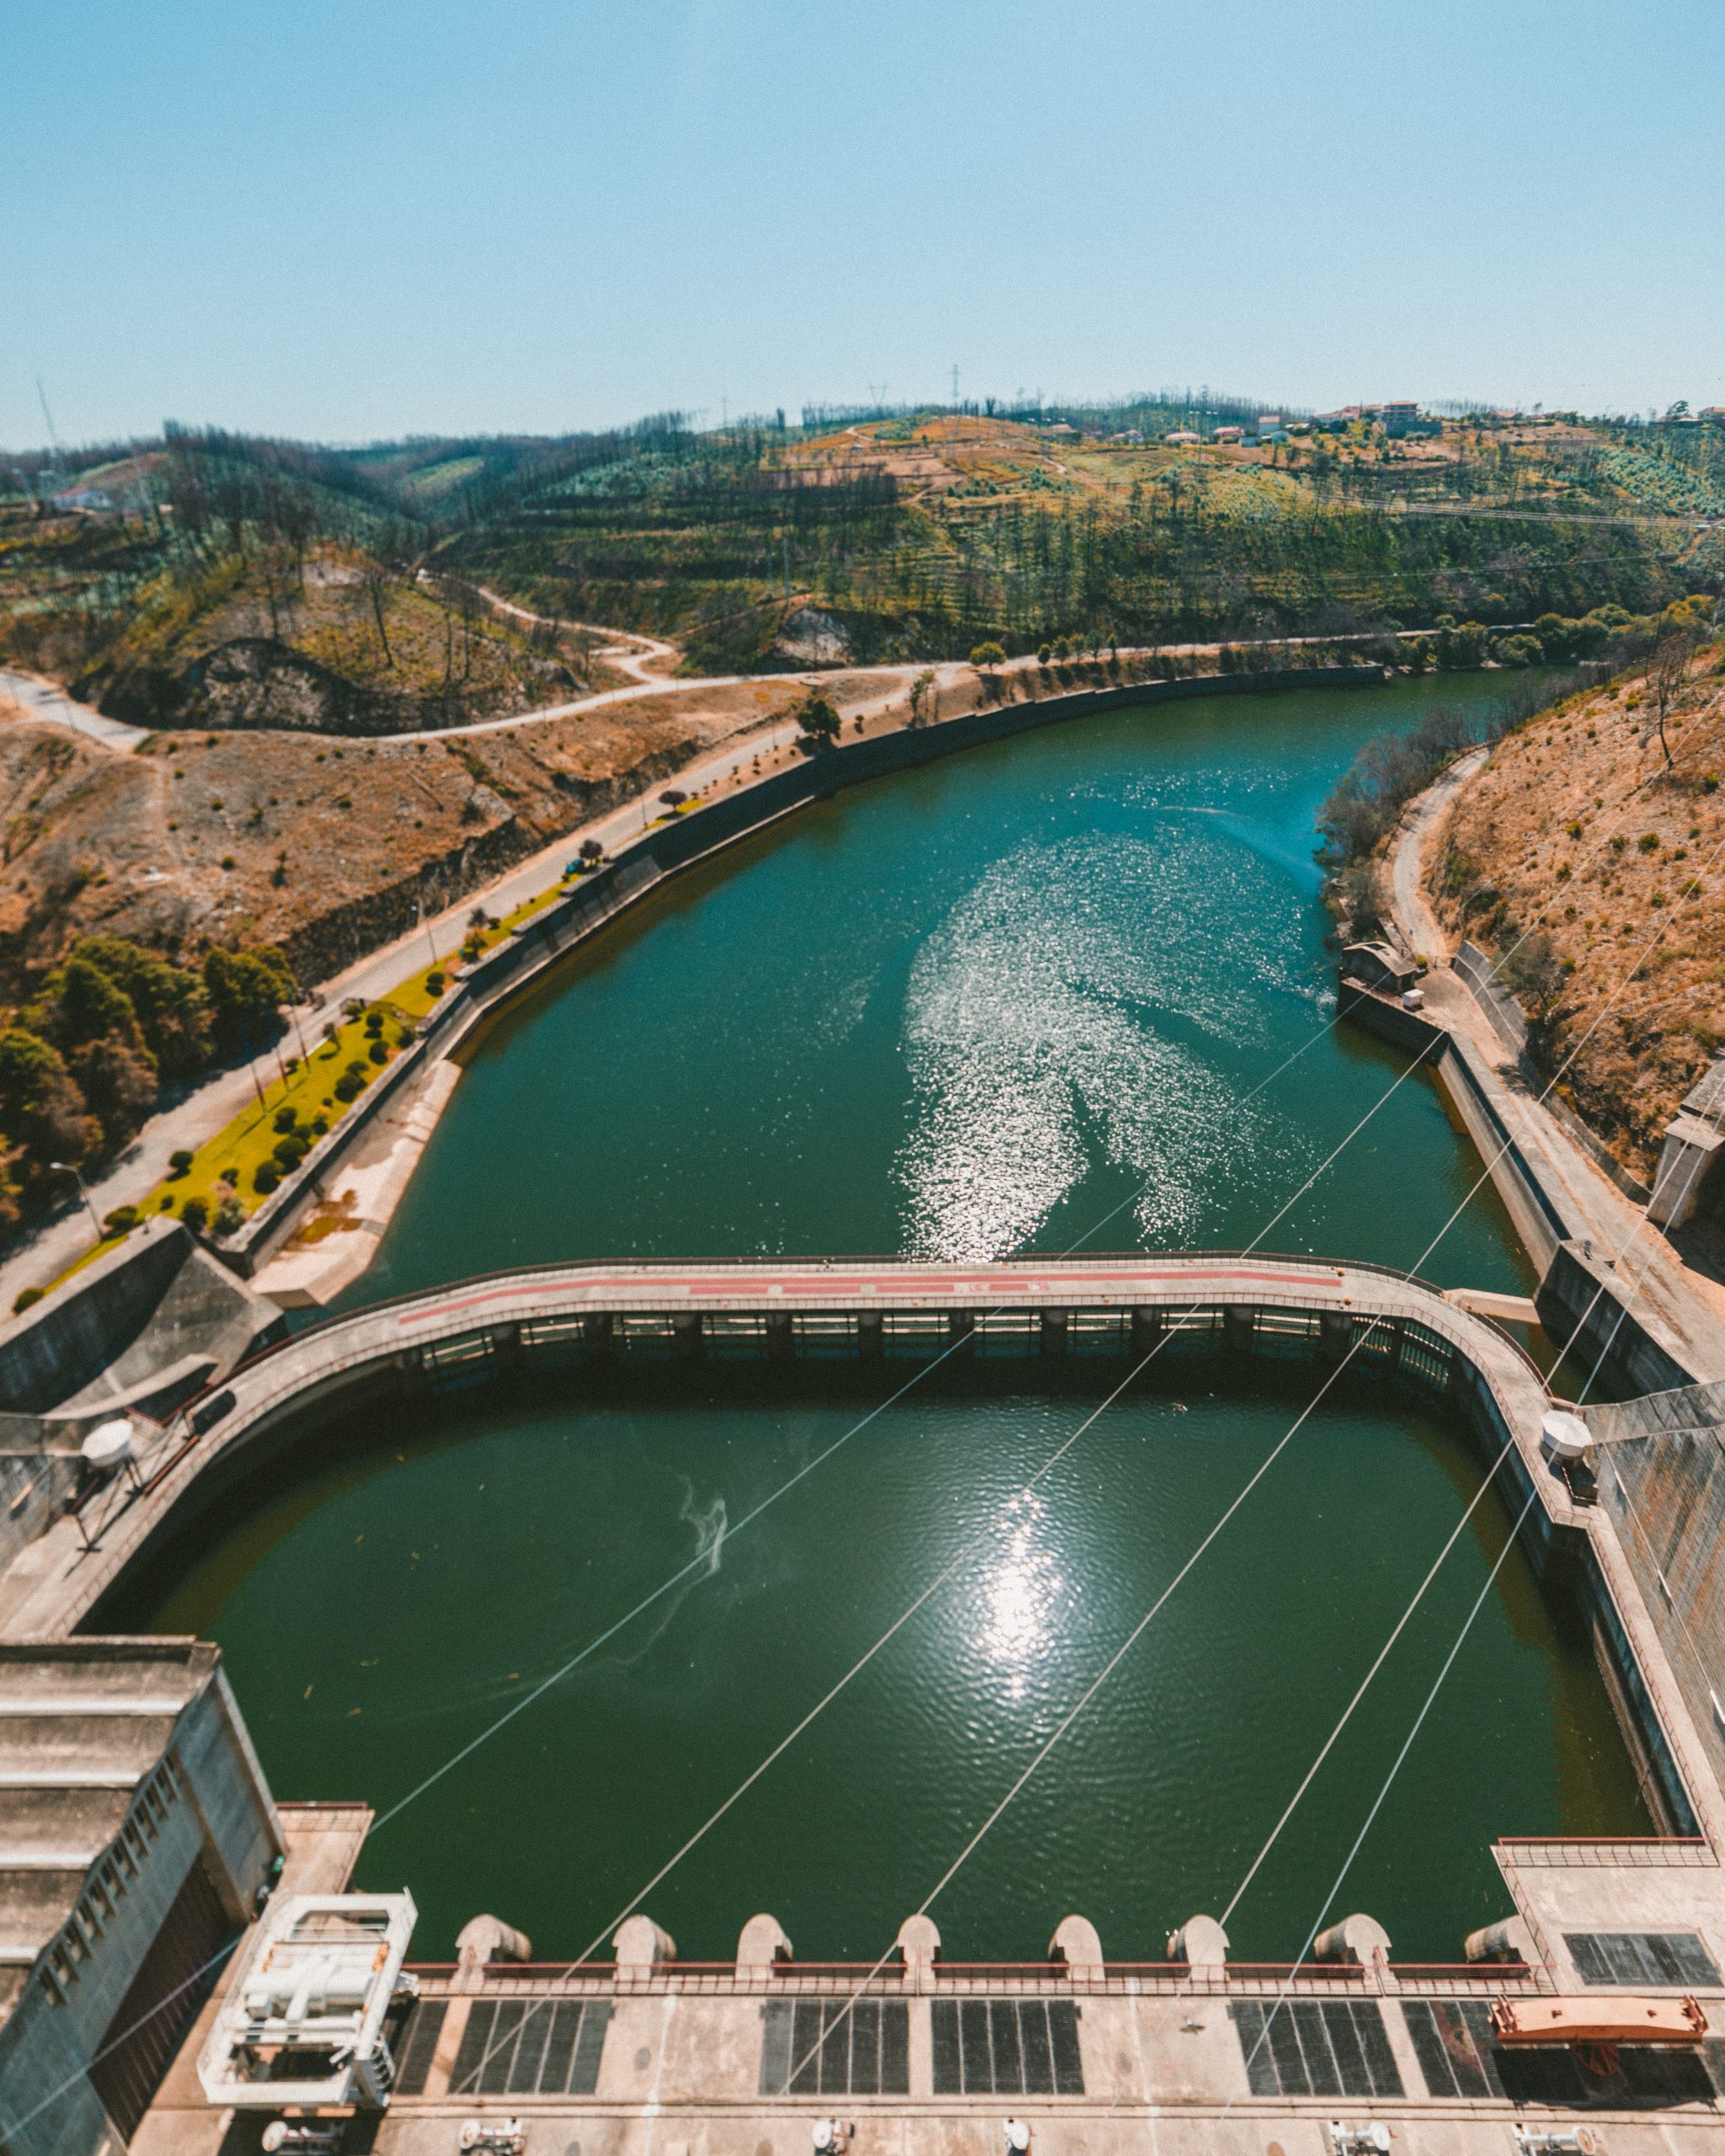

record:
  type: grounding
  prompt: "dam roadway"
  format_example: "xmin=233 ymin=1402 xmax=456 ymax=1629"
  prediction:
xmin=9 ymin=1251 xmax=1722 ymax=1853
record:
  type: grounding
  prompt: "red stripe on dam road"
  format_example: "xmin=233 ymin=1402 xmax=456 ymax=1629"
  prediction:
xmin=393 ymin=1263 xmax=1354 ymax=1330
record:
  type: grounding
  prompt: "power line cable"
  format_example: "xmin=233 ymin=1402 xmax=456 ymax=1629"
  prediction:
xmin=1215 ymin=1143 xmax=1713 ymax=2132
xmin=8 ymin=686 xmax=1717 ymax=2142
xmin=764 ymin=827 xmax=1725 ymax=2095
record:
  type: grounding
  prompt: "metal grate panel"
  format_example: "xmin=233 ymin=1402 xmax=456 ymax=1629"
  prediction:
xmin=759 ymin=2000 xmax=910 ymax=2095
xmin=931 ymin=2000 xmax=1084 ymax=2095
xmin=449 ymin=1998 xmax=611 ymax=2095
xmin=1566 ymin=1931 xmax=1722 ymax=1988
xmin=1403 ymin=2000 xmax=1722 ymax=2109
xmin=1230 ymin=2000 xmax=1402 ymax=2099
xmin=392 ymin=1999 xmax=448 ymax=2095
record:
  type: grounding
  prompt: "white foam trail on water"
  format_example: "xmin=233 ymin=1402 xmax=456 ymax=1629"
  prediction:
xmin=895 ymin=831 xmax=1308 ymax=1257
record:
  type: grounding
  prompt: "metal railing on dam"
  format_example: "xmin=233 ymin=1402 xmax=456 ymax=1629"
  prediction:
xmin=6 ymin=1249 xmax=1718 ymax=1853
xmin=3 ymin=1257 xmax=1714 ymax=1824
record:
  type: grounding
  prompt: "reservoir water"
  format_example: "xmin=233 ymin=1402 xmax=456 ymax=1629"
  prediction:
xmin=144 ymin=675 xmax=1650 ymax=1961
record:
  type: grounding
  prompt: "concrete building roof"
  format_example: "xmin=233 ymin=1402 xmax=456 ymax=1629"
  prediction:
xmin=0 ymin=1640 xmax=213 ymax=2025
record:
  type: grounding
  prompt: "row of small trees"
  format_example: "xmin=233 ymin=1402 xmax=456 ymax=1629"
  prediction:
xmin=0 ymin=937 xmax=296 ymax=1238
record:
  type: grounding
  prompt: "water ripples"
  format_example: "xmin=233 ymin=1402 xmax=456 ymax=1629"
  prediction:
xmin=896 ymin=827 xmax=1311 ymax=1257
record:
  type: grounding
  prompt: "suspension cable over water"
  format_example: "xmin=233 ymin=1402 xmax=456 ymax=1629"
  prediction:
xmin=377 ymin=694 xmax=1725 ymax=1834
xmin=9 ymin=692 xmax=1723 ymax=2143
xmin=761 ymin=842 xmax=1725 ymax=2095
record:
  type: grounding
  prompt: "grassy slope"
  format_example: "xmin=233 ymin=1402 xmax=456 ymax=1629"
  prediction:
xmin=1431 ymin=638 xmax=1725 ymax=1179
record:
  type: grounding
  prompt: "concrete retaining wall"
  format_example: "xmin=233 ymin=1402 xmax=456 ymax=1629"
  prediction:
xmin=1583 ymin=1380 xmax=1725 ymax=1808
xmin=0 ymin=1227 xmax=191 ymax=1413
xmin=1539 ymin=1239 xmax=1696 ymax=1397
xmin=1337 ymin=979 xmax=1696 ymax=1395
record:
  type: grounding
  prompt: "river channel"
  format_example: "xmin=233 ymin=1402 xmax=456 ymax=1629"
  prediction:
xmin=147 ymin=674 xmax=1650 ymax=1961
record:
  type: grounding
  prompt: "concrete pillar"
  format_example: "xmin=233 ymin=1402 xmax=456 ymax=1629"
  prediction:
xmin=736 ymin=1913 xmax=793 ymax=1972
xmin=673 ymin=1311 xmax=702 ymax=1360
xmin=1464 ymin=1917 xmax=1535 ymax=1967
xmin=1130 ymin=1307 xmax=1164 ymax=1354
xmin=1223 ymin=1305 xmax=1255 ymax=1355
xmin=1318 ymin=1309 xmax=1353 ymax=1360
xmin=1049 ymin=1915 xmax=1103 ymax=1979
xmin=490 ymin=1321 xmax=525 ymax=1373
xmin=858 ymin=1310 xmax=883 ymax=1358
xmin=1167 ymin=1915 xmax=1228 ymax=1971
xmin=948 ymin=1310 xmax=976 ymax=1350
xmin=1648 ymin=1115 xmax=1724 ymax=1229
xmin=615 ymin=1914 xmax=676 ymax=1977
xmin=582 ymin=1311 xmax=612 ymax=1354
xmin=1314 ymin=1913 xmax=1391 ymax=1974
xmin=1040 ymin=1310 xmax=1068 ymax=1358
xmin=456 ymin=1913 xmax=532 ymax=1991
xmin=766 ymin=1311 xmax=792 ymax=1363
xmin=896 ymin=1913 xmax=941 ymax=1993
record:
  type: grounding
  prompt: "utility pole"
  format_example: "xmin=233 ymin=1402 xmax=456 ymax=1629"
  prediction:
xmin=50 ymin=1161 xmax=103 ymax=1238
xmin=36 ymin=378 xmax=64 ymax=492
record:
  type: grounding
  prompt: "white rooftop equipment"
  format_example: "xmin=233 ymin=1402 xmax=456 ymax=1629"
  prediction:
xmin=199 ymin=1890 xmax=418 ymax=2112
xmin=80 ymin=1417 xmax=136 ymax=1473
xmin=1541 ymin=1410 xmax=1593 ymax=1461
xmin=459 ymin=2125 xmax=526 ymax=2155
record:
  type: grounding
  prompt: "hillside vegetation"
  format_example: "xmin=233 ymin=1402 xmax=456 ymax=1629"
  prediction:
xmin=0 ymin=398 xmax=1721 ymax=1256
xmin=1423 ymin=601 xmax=1725 ymax=1187
xmin=8 ymin=403 xmax=1723 ymax=709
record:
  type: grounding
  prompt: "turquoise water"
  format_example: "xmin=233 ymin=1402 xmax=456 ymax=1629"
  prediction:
xmin=147 ymin=674 xmax=1652 ymax=1962
xmin=351 ymin=676 xmax=1536 ymax=1294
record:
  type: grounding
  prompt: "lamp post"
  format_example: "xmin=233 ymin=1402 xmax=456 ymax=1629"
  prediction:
xmin=50 ymin=1161 xmax=103 ymax=1237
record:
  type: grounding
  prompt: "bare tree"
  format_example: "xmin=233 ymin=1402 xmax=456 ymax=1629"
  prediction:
xmin=1644 ymin=634 xmax=1696 ymax=771
xmin=360 ymin=564 xmax=395 ymax=669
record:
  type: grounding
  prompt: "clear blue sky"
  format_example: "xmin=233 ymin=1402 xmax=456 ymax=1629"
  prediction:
xmin=5 ymin=0 xmax=1722 ymax=449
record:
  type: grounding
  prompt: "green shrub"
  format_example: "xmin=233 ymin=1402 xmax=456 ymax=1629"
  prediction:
xmin=272 ymin=1134 xmax=309 ymax=1169
xmin=181 ymin=1196 xmax=209 ymax=1234
xmin=253 ymin=1160 xmax=280 ymax=1194
xmin=168 ymin=1148 xmax=195 ymax=1177
xmin=102 ymin=1204 xmax=140 ymax=1237
xmin=272 ymin=1107 xmax=297 ymax=1134
xmin=333 ymin=1070 xmax=366 ymax=1102
xmin=367 ymin=1039 xmax=389 ymax=1065
xmin=12 ymin=1287 xmax=44 ymax=1313
xmin=425 ymin=969 xmax=446 ymax=995
xmin=212 ymin=1197 xmax=244 ymax=1236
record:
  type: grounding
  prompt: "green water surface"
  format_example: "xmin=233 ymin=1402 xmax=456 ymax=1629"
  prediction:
xmin=147 ymin=675 xmax=1650 ymax=1961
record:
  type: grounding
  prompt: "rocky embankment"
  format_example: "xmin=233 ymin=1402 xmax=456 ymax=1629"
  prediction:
xmin=1427 ymin=637 xmax=1725 ymax=1182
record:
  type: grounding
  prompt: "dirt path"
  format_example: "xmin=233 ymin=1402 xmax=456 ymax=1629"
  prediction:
xmin=1388 ymin=744 xmax=1487 ymax=960
xmin=0 ymin=666 xmax=147 ymax=750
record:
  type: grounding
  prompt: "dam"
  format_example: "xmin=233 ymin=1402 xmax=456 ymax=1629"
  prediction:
xmin=3 ymin=671 xmax=1725 ymax=2153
